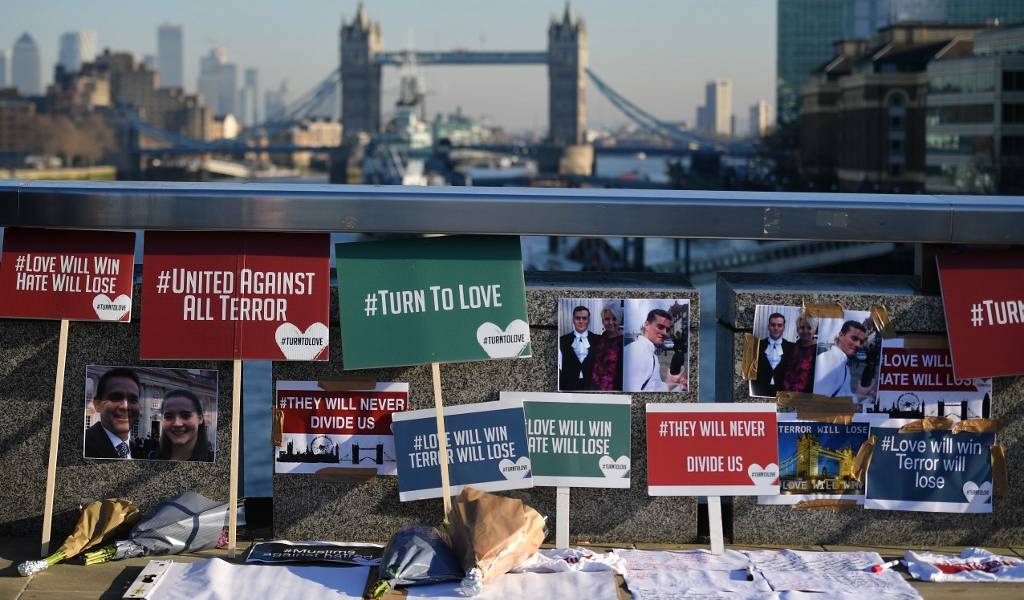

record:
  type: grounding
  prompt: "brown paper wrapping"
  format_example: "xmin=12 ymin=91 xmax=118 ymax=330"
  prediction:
xmin=776 ymin=392 xmax=857 ymax=423
xmin=792 ymin=499 xmax=859 ymax=513
xmin=317 ymin=377 xmax=378 ymax=391
xmin=741 ymin=334 xmax=760 ymax=381
xmin=991 ymin=444 xmax=1007 ymax=498
xmin=851 ymin=435 xmax=876 ymax=482
xmin=447 ymin=486 xmax=546 ymax=583
xmin=869 ymin=305 xmax=895 ymax=339
xmin=271 ymin=406 xmax=284 ymax=447
xmin=801 ymin=303 xmax=844 ymax=319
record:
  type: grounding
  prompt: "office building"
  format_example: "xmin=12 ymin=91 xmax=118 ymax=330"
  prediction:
xmin=239 ymin=67 xmax=259 ymax=126
xmin=699 ymin=79 xmax=732 ymax=136
xmin=0 ymin=50 xmax=8 ymax=88
xmin=12 ymin=32 xmax=42 ymax=96
xmin=947 ymin=0 xmax=1024 ymax=24
xmin=777 ymin=1 xmax=847 ymax=126
xmin=157 ymin=24 xmax=184 ymax=89
xmin=926 ymin=25 xmax=1024 ymax=194
xmin=265 ymin=79 xmax=288 ymax=122
xmin=750 ymin=100 xmax=773 ymax=137
xmin=198 ymin=48 xmax=237 ymax=117
xmin=58 ymin=31 xmax=97 ymax=74
xmin=800 ymin=22 xmax=984 ymax=192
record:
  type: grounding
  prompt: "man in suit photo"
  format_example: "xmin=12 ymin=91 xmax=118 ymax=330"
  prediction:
xmin=84 ymin=367 xmax=143 ymax=459
xmin=558 ymin=305 xmax=600 ymax=390
xmin=751 ymin=312 xmax=794 ymax=397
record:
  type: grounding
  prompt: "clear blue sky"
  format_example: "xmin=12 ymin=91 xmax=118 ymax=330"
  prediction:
xmin=5 ymin=0 xmax=776 ymax=133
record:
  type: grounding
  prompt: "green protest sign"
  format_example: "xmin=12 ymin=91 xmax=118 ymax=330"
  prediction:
xmin=336 ymin=236 xmax=531 ymax=369
xmin=505 ymin=391 xmax=631 ymax=488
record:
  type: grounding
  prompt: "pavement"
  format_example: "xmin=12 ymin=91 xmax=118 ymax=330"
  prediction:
xmin=1 ymin=537 xmax=1022 ymax=599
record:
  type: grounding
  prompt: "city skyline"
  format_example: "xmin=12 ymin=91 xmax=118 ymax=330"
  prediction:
xmin=3 ymin=0 xmax=776 ymax=133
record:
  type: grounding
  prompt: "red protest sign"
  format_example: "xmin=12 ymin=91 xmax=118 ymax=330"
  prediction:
xmin=0 ymin=228 xmax=135 ymax=321
xmin=140 ymin=231 xmax=330 ymax=360
xmin=937 ymin=249 xmax=1024 ymax=379
xmin=276 ymin=381 xmax=408 ymax=475
xmin=646 ymin=403 xmax=778 ymax=496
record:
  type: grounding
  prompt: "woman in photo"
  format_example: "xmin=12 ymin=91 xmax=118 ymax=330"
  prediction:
xmin=588 ymin=304 xmax=624 ymax=391
xmin=152 ymin=389 xmax=213 ymax=462
xmin=781 ymin=314 xmax=817 ymax=394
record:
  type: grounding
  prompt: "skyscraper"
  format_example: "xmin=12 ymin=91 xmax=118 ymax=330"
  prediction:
xmin=58 ymin=31 xmax=97 ymax=74
xmin=12 ymin=32 xmax=42 ymax=96
xmin=947 ymin=0 xmax=1024 ymax=24
xmin=198 ymin=48 xmax=238 ymax=117
xmin=0 ymin=50 xmax=8 ymax=88
xmin=157 ymin=24 xmax=184 ymax=89
xmin=704 ymin=80 xmax=732 ymax=136
xmin=239 ymin=67 xmax=259 ymax=126
xmin=776 ymin=0 xmax=847 ymax=126
xmin=749 ymin=100 xmax=773 ymax=137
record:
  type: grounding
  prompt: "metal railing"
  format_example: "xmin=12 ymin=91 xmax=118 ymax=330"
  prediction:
xmin=1 ymin=180 xmax=1023 ymax=244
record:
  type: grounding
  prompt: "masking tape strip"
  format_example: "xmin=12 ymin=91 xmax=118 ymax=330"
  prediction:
xmin=898 ymin=334 xmax=949 ymax=350
xmin=801 ymin=302 xmax=845 ymax=319
xmin=271 ymin=406 xmax=284 ymax=447
xmin=991 ymin=444 xmax=1007 ymax=498
xmin=952 ymin=418 xmax=1004 ymax=434
xmin=791 ymin=499 xmax=859 ymax=513
xmin=852 ymin=435 xmax=876 ymax=482
xmin=314 ymin=467 xmax=378 ymax=483
xmin=869 ymin=305 xmax=896 ymax=339
xmin=777 ymin=392 xmax=858 ymax=422
xmin=898 ymin=416 xmax=956 ymax=432
xmin=317 ymin=377 xmax=378 ymax=391
xmin=742 ymin=333 xmax=760 ymax=381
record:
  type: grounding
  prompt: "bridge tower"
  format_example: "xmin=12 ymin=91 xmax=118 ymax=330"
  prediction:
xmin=340 ymin=2 xmax=382 ymax=138
xmin=547 ymin=3 xmax=587 ymax=145
xmin=796 ymin=433 xmax=819 ymax=478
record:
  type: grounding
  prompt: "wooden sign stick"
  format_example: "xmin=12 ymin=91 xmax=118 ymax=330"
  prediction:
xmin=41 ymin=319 xmax=69 ymax=556
xmin=555 ymin=487 xmax=570 ymax=548
xmin=707 ymin=495 xmax=725 ymax=555
xmin=228 ymin=359 xmax=241 ymax=557
xmin=431 ymin=362 xmax=453 ymax=516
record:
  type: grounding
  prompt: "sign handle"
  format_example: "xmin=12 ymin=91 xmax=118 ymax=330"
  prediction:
xmin=228 ymin=359 xmax=241 ymax=557
xmin=556 ymin=487 xmax=570 ymax=548
xmin=707 ymin=495 xmax=725 ymax=555
xmin=431 ymin=362 xmax=453 ymax=517
xmin=41 ymin=319 xmax=69 ymax=557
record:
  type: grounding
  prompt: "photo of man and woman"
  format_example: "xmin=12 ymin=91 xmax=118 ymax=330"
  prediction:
xmin=84 ymin=365 xmax=218 ymax=462
xmin=749 ymin=305 xmax=818 ymax=398
xmin=558 ymin=297 xmax=690 ymax=393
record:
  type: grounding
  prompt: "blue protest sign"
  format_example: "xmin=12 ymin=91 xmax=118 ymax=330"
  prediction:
xmin=391 ymin=399 xmax=532 ymax=501
xmin=865 ymin=421 xmax=995 ymax=513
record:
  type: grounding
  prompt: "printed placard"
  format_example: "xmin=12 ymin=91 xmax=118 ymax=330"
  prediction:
xmin=865 ymin=420 xmax=995 ymax=513
xmin=758 ymin=414 xmax=874 ymax=505
xmin=275 ymin=381 xmax=408 ymax=475
xmin=335 ymin=236 xmax=530 ymax=369
xmin=140 ymin=231 xmax=330 ymax=360
xmin=937 ymin=249 xmax=1024 ymax=379
xmin=391 ymin=399 xmax=532 ymax=501
xmin=505 ymin=391 xmax=631 ymax=488
xmin=865 ymin=337 xmax=993 ymax=420
xmin=646 ymin=403 xmax=778 ymax=496
xmin=0 ymin=227 xmax=135 ymax=321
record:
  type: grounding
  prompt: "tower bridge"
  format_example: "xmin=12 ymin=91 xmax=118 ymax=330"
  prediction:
xmin=341 ymin=2 xmax=586 ymax=146
xmin=778 ymin=432 xmax=857 ymax=479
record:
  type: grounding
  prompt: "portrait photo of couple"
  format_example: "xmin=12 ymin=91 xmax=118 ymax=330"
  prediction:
xmin=558 ymin=298 xmax=689 ymax=393
xmin=748 ymin=305 xmax=880 ymax=404
xmin=83 ymin=365 xmax=218 ymax=462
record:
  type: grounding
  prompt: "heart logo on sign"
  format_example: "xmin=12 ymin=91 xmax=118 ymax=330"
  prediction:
xmin=963 ymin=481 xmax=992 ymax=505
xmin=747 ymin=462 xmax=780 ymax=488
xmin=476 ymin=320 xmax=530 ymax=359
xmin=274 ymin=322 xmax=329 ymax=360
xmin=598 ymin=455 xmax=630 ymax=478
xmin=92 ymin=294 xmax=131 ymax=321
xmin=498 ymin=456 xmax=531 ymax=480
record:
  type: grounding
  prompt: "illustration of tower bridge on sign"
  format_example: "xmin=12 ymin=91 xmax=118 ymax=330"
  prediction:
xmin=779 ymin=432 xmax=857 ymax=480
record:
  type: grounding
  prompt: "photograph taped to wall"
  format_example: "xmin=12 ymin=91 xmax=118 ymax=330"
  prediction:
xmin=749 ymin=305 xmax=818 ymax=398
xmin=812 ymin=310 xmax=880 ymax=405
xmin=84 ymin=365 xmax=218 ymax=462
xmin=557 ymin=298 xmax=624 ymax=392
xmin=624 ymin=298 xmax=689 ymax=393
